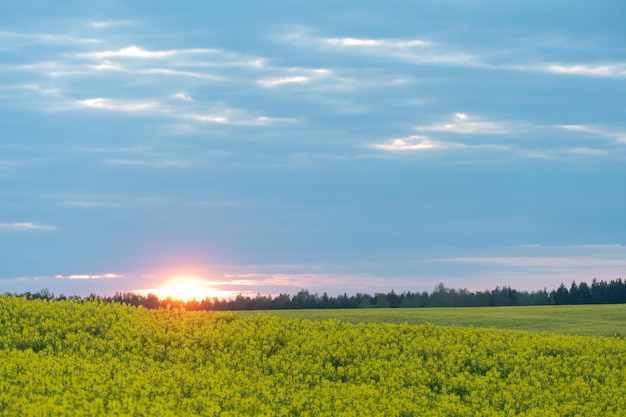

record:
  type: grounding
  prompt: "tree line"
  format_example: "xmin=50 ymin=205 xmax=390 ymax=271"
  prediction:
xmin=9 ymin=278 xmax=626 ymax=310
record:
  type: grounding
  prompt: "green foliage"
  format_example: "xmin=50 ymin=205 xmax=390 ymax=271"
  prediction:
xmin=2 ymin=296 xmax=626 ymax=415
xmin=240 ymin=304 xmax=626 ymax=337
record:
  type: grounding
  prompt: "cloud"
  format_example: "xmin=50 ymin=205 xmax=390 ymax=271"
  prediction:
xmin=554 ymin=124 xmax=626 ymax=144
xmin=367 ymin=112 xmax=626 ymax=159
xmin=0 ymin=31 xmax=100 ymax=45
xmin=78 ymin=46 xmax=217 ymax=60
xmin=139 ymin=68 xmax=223 ymax=81
xmin=537 ymin=63 xmax=626 ymax=78
xmin=284 ymin=29 xmax=626 ymax=79
xmin=16 ymin=83 xmax=62 ymax=95
xmin=283 ymin=30 xmax=483 ymax=67
xmin=54 ymin=273 xmax=123 ymax=280
xmin=185 ymin=111 xmax=296 ymax=126
xmin=369 ymin=135 xmax=458 ymax=152
xmin=104 ymin=158 xmax=192 ymax=168
xmin=56 ymin=92 xmax=294 ymax=127
xmin=516 ymin=243 xmax=626 ymax=250
xmin=171 ymin=92 xmax=194 ymax=101
xmin=0 ymin=222 xmax=57 ymax=231
xmin=566 ymin=147 xmax=608 ymax=156
xmin=370 ymin=113 xmax=515 ymax=153
xmin=417 ymin=113 xmax=509 ymax=134
xmin=77 ymin=97 xmax=166 ymax=113
xmin=257 ymin=75 xmax=311 ymax=87
xmin=104 ymin=159 xmax=145 ymax=166
xmin=441 ymin=256 xmax=626 ymax=268
xmin=89 ymin=21 xmax=135 ymax=29
xmin=257 ymin=68 xmax=332 ymax=88
xmin=214 ymin=272 xmax=396 ymax=294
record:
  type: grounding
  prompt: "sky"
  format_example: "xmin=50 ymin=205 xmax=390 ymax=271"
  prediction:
xmin=1 ymin=0 xmax=625 ymax=299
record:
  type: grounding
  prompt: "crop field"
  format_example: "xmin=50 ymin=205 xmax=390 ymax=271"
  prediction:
xmin=238 ymin=304 xmax=626 ymax=337
xmin=2 ymin=296 xmax=626 ymax=416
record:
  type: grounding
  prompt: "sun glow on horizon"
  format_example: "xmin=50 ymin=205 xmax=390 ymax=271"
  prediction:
xmin=136 ymin=275 xmax=236 ymax=301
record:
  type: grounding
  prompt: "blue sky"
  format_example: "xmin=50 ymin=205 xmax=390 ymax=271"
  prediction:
xmin=1 ymin=0 xmax=625 ymax=298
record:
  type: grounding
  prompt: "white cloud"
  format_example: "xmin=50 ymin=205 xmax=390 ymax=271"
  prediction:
xmin=79 ymin=46 xmax=217 ymax=60
xmin=441 ymin=256 xmax=626 ymax=268
xmin=105 ymin=159 xmax=144 ymax=166
xmin=285 ymin=30 xmax=626 ymax=79
xmin=257 ymin=68 xmax=331 ymax=88
xmin=171 ymin=92 xmax=194 ymax=101
xmin=18 ymin=83 xmax=62 ymax=95
xmin=87 ymin=60 xmax=126 ymax=72
xmin=186 ymin=110 xmax=295 ymax=126
xmin=257 ymin=75 xmax=311 ymax=87
xmin=79 ymin=46 xmax=175 ymax=59
xmin=539 ymin=63 xmax=626 ymax=77
xmin=251 ymin=116 xmax=297 ymax=125
xmin=323 ymin=37 xmax=431 ymax=48
xmin=54 ymin=273 xmax=123 ymax=280
xmin=554 ymin=124 xmax=626 ymax=144
xmin=370 ymin=135 xmax=445 ymax=151
xmin=186 ymin=114 xmax=229 ymax=123
xmin=0 ymin=222 xmax=57 ymax=231
xmin=89 ymin=21 xmax=134 ymax=29
xmin=140 ymin=68 xmax=223 ymax=81
xmin=0 ymin=31 xmax=100 ymax=45
xmin=284 ymin=31 xmax=483 ymax=67
xmin=77 ymin=97 xmax=166 ymax=113
xmin=566 ymin=147 xmax=608 ymax=156
xmin=417 ymin=113 xmax=509 ymax=134
xmin=104 ymin=158 xmax=192 ymax=169
xmin=67 ymin=95 xmax=292 ymax=127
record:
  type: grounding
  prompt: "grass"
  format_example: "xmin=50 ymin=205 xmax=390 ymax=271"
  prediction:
xmin=237 ymin=304 xmax=626 ymax=337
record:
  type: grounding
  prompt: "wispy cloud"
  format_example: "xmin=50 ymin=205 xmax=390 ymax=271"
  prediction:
xmin=0 ymin=222 xmax=57 ymax=231
xmin=15 ymin=83 xmax=62 ymax=95
xmin=369 ymin=113 xmax=513 ymax=153
xmin=185 ymin=111 xmax=295 ymax=126
xmin=0 ymin=31 xmax=100 ymax=45
xmin=258 ymin=75 xmax=311 ymax=87
xmin=554 ymin=124 xmax=626 ymax=144
xmin=68 ymin=95 xmax=292 ymax=126
xmin=256 ymin=67 xmax=354 ymax=90
xmin=369 ymin=135 xmax=460 ymax=152
xmin=566 ymin=147 xmax=608 ymax=156
xmin=442 ymin=256 xmax=626 ymax=268
xmin=282 ymin=30 xmax=483 ymax=67
xmin=416 ymin=113 xmax=510 ymax=134
xmin=54 ymin=273 xmax=123 ymax=280
xmin=370 ymin=113 xmax=624 ymax=158
xmin=283 ymin=29 xmax=626 ymax=79
xmin=534 ymin=63 xmax=626 ymax=78
xmin=89 ymin=21 xmax=135 ymax=29
xmin=104 ymin=158 xmax=192 ymax=169
xmin=171 ymin=92 xmax=193 ymax=101
xmin=323 ymin=37 xmax=431 ymax=48
xmin=77 ymin=45 xmax=217 ymax=60
xmin=77 ymin=97 xmax=166 ymax=113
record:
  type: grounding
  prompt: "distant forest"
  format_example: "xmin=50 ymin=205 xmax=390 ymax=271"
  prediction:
xmin=10 ymin=278 xmax=626 ymax=310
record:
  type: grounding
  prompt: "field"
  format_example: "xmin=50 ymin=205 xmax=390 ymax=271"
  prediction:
xmin=238 ymin=304 xmax=626 ymax=337
xmin=2 ymin=296 xmax=626 ymax=416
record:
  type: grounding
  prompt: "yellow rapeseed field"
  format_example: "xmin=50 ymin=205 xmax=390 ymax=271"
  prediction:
xmin=1 ymin=296 xmax=625 ymax=416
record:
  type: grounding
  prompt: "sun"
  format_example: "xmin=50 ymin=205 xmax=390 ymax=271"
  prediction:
xmin=149 ymin=275 xmax=219 ymax=302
